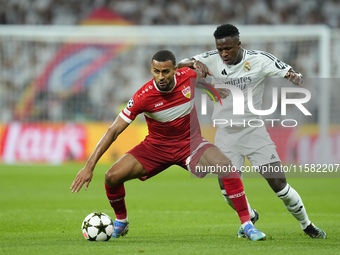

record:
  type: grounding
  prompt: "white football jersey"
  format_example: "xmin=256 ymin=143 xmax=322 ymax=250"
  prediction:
xmin=193 ymin=49 xmax=291 ymax=130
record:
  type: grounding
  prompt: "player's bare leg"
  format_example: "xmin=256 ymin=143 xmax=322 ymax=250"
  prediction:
xmin=198 ymin=147 xmax=266 ymax=241
xmin=105 ymin=153 xmax=147 ymax=187
xmin=105 ymin=153 xmax=147 ymax=238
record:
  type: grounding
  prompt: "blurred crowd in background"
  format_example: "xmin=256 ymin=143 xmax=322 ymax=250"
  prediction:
xmin=0 ymin=0 xmax=339 ymax=28
xmin=0 ymin=0 xmax=339 ymax=123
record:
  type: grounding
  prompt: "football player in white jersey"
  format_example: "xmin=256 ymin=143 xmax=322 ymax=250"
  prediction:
xmin=178 ymin=24 xmax=326 ymax=239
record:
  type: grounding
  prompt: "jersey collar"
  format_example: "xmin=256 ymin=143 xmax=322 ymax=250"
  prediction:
xmin=242 ymin=48 xmax=247 ymax=61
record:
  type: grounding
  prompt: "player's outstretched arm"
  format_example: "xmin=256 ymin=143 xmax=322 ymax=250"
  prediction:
xmin=285 ymin=68 xmax=303 ymax=86
xmin=70 ymin=116 xmax=130 ymax=193
xmin=178 ymin=58 xmax=212 ymax=78
xmin=180 ymin=59 xmax=228 ymax=99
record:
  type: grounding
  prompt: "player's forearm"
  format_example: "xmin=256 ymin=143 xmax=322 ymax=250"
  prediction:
xmin=85 ymin=125 xmax=118 ymax=170
xmin=179 ymin=58 xmax=212 ymax=78
xmin=178 ymin=58 xmax=195 ymax=69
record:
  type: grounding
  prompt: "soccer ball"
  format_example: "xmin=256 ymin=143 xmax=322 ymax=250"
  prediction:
xmin=81 ymin=212 xmax=114 ymax=241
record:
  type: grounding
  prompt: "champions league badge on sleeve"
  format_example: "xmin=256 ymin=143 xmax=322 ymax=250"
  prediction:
xmin=127 ymin=98 xmax=134 ymax=108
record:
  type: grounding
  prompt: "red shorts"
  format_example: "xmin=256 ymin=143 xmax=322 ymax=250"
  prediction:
xmin=127 ymin=136 xmax=215 ymax=181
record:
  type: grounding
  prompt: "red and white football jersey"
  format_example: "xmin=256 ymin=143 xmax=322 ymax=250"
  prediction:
xmin=119 ymin=67 xmax=201 ymax=141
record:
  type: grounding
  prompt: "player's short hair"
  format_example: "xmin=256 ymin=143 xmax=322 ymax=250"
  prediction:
xmin=152 ymin=50 xmax=176 ymax=66
xmin=214 ymin=24 xmax=240 ymax=39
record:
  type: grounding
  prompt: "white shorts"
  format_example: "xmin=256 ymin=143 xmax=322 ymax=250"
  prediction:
xmin=215 ymin=125 xmax=281 ymax=170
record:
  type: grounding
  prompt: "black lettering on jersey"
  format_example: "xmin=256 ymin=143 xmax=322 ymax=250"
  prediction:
xmin=223 ymin=76 xmax=251 ymax=90
xmin=201 ymin=50 xmax=218 ymax=58
xmin=239 ymin=84 xmax=247 ymax=90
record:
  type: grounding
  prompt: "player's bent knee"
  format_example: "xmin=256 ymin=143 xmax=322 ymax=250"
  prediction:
xmin=105 ymin=155 xmax=147 ymax=187
xmin=105 ymin=169 xmax=121 ymax=187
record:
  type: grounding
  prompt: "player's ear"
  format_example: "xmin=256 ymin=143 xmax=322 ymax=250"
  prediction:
xmin=238 ymin=41 xmax=241 ymax=48
xmin=151 ymin=60 xmax=156 ymax=73
xmin=173 ymin=65 xmax=178 ymax=72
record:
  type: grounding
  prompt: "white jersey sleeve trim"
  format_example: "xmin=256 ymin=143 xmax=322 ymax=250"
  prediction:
xmin=119 ymin=112 xmax=133 ymax=124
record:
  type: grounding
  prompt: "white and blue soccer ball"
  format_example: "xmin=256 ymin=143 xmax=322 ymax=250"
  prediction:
xmin=82 ymin=212 xmax=114 ymax=241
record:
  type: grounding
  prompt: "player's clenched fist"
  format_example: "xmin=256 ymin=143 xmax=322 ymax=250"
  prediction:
xmin=285 ymin=71 xmax=303 ymax=86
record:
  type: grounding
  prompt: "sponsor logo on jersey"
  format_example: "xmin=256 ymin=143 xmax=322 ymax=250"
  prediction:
xmin=223 ymin=76 xmax=252 ymax=90
xmin=155 ymin=102 xmax=163 ymax=108
xmin=182 ymin=86 xmax=191 ymax=99
xmin=127 ymin=98 xmax=134 ymax=108
xmin=221 ymin=69 xmax=228 ymax=75
xmin=243 ymin=62 xmax=251 ymax=72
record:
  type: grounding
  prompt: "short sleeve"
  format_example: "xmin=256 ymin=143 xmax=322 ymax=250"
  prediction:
xmin=119 ymin=90 xmax=144 ymax=123
xmin=259 ymin=51 xmax=292 ymax=78
xmin=192 ymin=50 xmax=217 ymax=67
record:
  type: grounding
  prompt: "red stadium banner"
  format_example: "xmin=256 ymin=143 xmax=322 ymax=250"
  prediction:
xmin=0 ymin=122 xmax=147 ymax=165
xmin=0 ymin=123 xmax=86 ymax=164
xmin=1 ymin=123 xmax=339 ymax=165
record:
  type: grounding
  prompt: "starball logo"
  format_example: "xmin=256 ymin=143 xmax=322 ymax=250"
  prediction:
xmin=200 ymin=83 xmax=312 ymax=128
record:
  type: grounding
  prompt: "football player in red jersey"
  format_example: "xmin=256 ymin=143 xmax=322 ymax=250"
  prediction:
xmin=70 ymin=50 xmax=266 ymax=241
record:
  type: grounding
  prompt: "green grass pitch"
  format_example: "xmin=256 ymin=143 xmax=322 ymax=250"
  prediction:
xmin=0 ymin=163 xmax=339 ymax=255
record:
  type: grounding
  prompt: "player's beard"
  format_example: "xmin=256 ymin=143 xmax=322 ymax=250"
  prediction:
xmin=156 ymin=79 xmax=173 ymax=91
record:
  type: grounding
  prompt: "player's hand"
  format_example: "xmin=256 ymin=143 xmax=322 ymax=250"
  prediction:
xmin=215 ymin=88 xmax=229 ymax=99
xmin=193 ymin=60 xmax=213 ymax=78
xmin=210 ymin=83 xmax=229 ymax=99
xmin=285 ymin=71 xmax=303 ymax=86
xmin=70 ymin=166 xmax=94 ymax=193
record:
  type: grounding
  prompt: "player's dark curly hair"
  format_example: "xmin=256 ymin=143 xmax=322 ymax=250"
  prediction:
xmin=214 ymin=24 xmax=240 ymax=39
xmin=152 ymin=50 xmax=176 ymax=66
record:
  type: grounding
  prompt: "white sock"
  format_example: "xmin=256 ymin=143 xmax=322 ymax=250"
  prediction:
xmin=241 ymin=220 xmax=253 ymax=229
xmin=276 ymin=183 xmax=311 ymax=229
xmin=222 ymin=189 xmax=255 ymax=219
xmin=115 ymin=217 xmax=128 ymax=223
